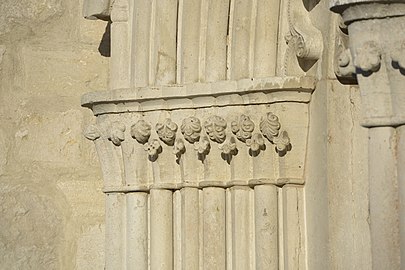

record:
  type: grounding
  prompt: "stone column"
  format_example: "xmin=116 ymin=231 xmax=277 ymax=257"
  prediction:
xmin=331 ymin=1 xmax=405 ymax=269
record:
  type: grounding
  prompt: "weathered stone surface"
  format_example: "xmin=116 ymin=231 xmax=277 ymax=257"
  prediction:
xmin=0 ymin=0 xmax=63 ymax=36
xmin=0 ymin=0 xmax=107 ymax=268
xmin=0 ymin=181 xmax=65 ymax=270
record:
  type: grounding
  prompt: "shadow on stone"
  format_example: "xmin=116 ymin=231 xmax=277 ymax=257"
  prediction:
xmin=98 ymin=21 xmax=111 ymax=57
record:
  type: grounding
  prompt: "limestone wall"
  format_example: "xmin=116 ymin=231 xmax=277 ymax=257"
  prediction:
xmin=0 ymin=0 xmax=108 ymax=269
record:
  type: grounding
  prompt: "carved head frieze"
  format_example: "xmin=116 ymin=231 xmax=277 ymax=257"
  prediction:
xmin=144 ymin=139 xmax=162 ymax=161
xmin=84 ymin=124 xmax=101 ymax=141
xmin=354 ymin=41 xmax=381 ymax=74
xmin=204 ymin=115 xmax=227 ymax=143
xmin=130 ymin=119 xmax=151 ymax=144
xmin=156 ymin=118 xmax=178 ymax=146
xmin=246 ymin=133 xmax=265 ymax=156
xmin=231 ymin=114 xmax=254 ymax=143
xmin=108 ymin=121 xmax=126 ymax=146
xmin=181 ymin=116 xmax=202 ymax=144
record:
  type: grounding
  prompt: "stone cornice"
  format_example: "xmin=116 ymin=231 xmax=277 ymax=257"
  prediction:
xmin=81 ymin=76 xmax=316 ymax=115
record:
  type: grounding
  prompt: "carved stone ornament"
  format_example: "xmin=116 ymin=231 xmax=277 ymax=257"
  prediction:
xmin=285 ymin=0 xmax=323 ymax=61
xmin=108 ymin=121 xmax=125 ymax=146
xmin=204 ymin=116 xmax=227 ymax=143
xmin=144 ymin=139 xmax=162 ymax=161
xmin=246 ymin=133 xmax=265 ymax=155
xmin=84 ymin=124 xmax=101 ymax=141
xmin=273 ymin=130 xmax=291 ymax=156
xmin=336 ymin=49 xmax=356 ymax=78
xmin=131 ymin=120 xmax=151 ymax=144
xmin=260 ymin=112 xmax=281 ymax=141
xmin=156 ymin=118 xmax=178 ymax=146
xmin=354 ymin=41 xmax=381 ymax=73
xmin=260 ymin=112 xmax=291 ymax=155
xmin=231 ymin=115 xmax=254 ymax=143
xmin=181 ymin=117 xmax=202 ymax=143
xmin=219 ymin=136 xmax=237 ymax=156
xmin=194 ymin=136 xmax=210 ymax=156
xmin=173 ymin=138 xmax=186 ymax=157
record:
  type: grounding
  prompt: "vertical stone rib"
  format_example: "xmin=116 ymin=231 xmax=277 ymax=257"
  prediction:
xmin=177 ymin=0 xmax=201 ymax=84
xmin=203 ymin=187 xmax=226 ymax=270
xmin=181 ymin=188 xmax=200 ymax=269
xmin=173 ymin=190 xmax=182 ymax=269
xmin=254 ymin=185 xmax=278 ymax=270
xmin=198 ymin=0 xmax=208 ymax=82
xmin=231 ymin=186 xmax=252 ymax=270
xmin=254 ymin=0 xmax=279 ymax=77
xmin=126 ymin=193 xmax=148 ymax=270
xmin=283 ymin=185 xmax=307 ymax=269
xmin=398 ymin=125 xmax=405 ymax=268
xmin=248 ymin=0 xmax=257 ymax=78
xmin=149 ymin=0 xmax=157 ymax=85
xmin=205 ymin=0 xmax=230 ymax=82
xmin=226 ymin=188 xmax=233 ymax=270
xmin=106 ymin=193 xmax=126 ymax=270
xmin=110 ymin=0 xmax=130 ymax=90
xmin=226 ymin=0 xmax=235 ymax=81
xmin=130 ymin=0 xmax=152 ymax=87
xmin=369 ymin=127 xmax=400 ymax=270
xmin=149 ymin=0 xmax=178 ymax=86
xmin=150 ymin=189 xmax=173 ymax=270
xmin=227 ymin=0 xmax=253 ymax=80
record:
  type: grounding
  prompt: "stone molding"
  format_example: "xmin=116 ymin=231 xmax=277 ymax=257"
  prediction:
xmin=81 ymin=76 xmax=316 ymax=115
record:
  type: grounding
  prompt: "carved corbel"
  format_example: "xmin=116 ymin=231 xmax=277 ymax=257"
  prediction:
xmin=285 ymin=0 xmax=323 ymax=61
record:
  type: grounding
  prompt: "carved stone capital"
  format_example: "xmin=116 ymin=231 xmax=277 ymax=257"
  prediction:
xmin=331 ymin=1 xmax=405 ymax=127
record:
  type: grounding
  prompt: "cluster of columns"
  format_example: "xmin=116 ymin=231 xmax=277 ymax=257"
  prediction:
xmin=104 ymin=185 xmax=305 ymax=269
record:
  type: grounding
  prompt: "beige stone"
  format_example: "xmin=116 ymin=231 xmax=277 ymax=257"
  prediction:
xmin=1 ymin=0 xmax=404 ymax=269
